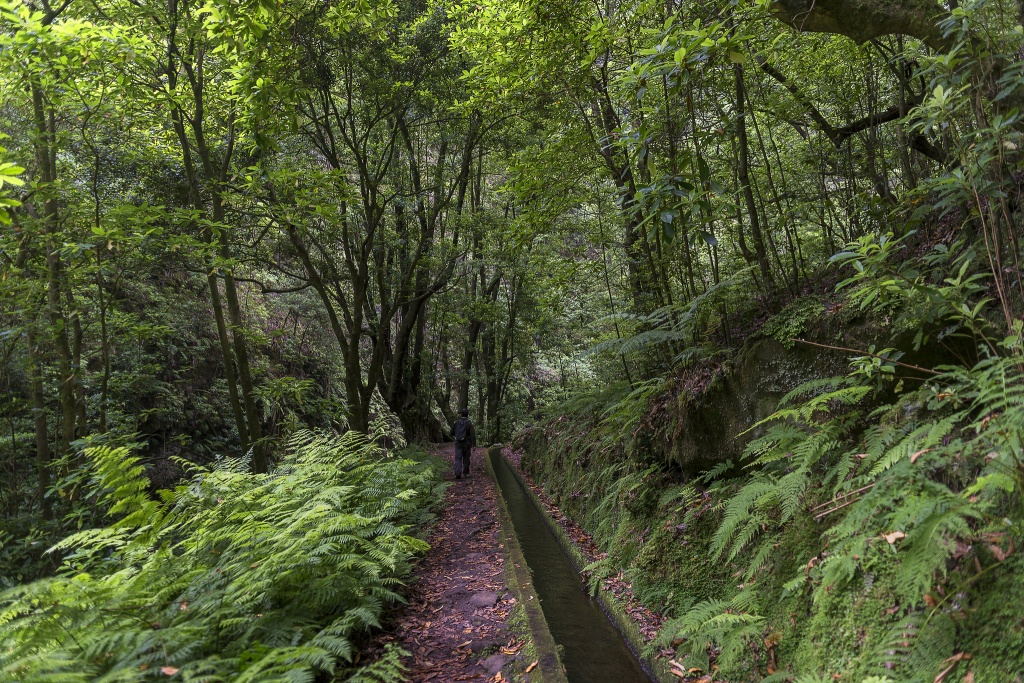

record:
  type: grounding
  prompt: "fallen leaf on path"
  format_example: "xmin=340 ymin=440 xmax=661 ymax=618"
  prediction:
xmin=525 ymin=660 xmax=538 ymax=673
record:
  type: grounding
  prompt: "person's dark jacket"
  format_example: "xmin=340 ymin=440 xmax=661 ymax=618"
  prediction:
xmin=453 ymin=417 xmax=476 ymax=448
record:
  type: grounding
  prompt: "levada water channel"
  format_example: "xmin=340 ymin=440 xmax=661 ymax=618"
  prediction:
xmin=489 ymin=451 xmax=654 ymax=683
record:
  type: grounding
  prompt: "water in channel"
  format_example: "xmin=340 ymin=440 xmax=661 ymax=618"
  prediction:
xmin=489 ymin=452 xmax=653 ymax=683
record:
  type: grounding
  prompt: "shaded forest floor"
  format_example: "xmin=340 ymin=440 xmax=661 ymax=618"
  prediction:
xmin=365 ymin=443 xmax=695 ymax=681
xmin=366 ymin=445 xmax=531 ymax=682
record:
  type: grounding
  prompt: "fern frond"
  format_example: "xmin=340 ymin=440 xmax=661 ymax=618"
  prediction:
xmin=0 ymin=429 xmax=444 ymax=683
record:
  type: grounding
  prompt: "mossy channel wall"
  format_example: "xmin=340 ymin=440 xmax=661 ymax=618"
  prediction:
xmin=489 ymin=447 xmax=672 ymax=683
xmin=485 ymin=448 xmax=567 ymax=683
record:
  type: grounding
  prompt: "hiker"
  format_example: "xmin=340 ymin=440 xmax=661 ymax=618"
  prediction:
xmin=452 ymin=408 xmax=476 ymax=480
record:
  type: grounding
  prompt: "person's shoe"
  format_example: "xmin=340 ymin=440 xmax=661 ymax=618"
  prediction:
xmin=455 ymin=475 xmax=461 ymax=480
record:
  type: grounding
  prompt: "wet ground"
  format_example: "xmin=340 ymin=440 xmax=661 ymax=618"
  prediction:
xmin=368 ymin=445 xmax=526 ymax=682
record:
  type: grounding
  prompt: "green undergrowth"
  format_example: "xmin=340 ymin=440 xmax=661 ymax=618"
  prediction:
xmin=0 ymin=430 xmax=447 ymax=682
xmin=519 ymin=234 xmax=1024 ymax=682
xmin=521 ymin=344 xmax=1024 ymax=681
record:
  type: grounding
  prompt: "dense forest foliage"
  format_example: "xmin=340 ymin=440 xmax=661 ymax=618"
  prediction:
xmin=1 ymin=0 xmax=1023 ymax=679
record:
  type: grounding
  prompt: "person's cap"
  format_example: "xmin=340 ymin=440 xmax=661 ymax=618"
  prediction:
xmin=460 ymin=408 xmax=468 ymax=417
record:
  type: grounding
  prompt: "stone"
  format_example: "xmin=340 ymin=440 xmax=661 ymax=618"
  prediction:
xmin=479 ymin=653 xmax=507 ymax=676
xmin=465 ymin=552 xmax=485 ymax=561
xmin=470 ymin=636 xmax=503 ymax=653
xmin=469 ymin=591 xmax=499 ymax=609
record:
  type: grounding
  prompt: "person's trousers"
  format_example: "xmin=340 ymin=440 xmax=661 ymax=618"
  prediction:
xmin=455 ymin=443 xmax=472 ymax=477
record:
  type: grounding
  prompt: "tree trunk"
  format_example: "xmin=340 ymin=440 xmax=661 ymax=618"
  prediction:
xmin=96 ymin=256 xmax=112 ymax=433
xmin=590 ymin=74 xmax=654 ymax=313
xmin=215 ymin=194 xmax=265 ymax=472
xmin=27 ymin=328 xmax=52 ymax=521
xmin=31 ymin=84 xmax=77 ymax=455
xmin=66 ymin=288 xmax=87 ymax=438
xmin=209 ymin=268 xmax=249 ymax=451
xmin=734 ymin=63 xmax=773 ymax=287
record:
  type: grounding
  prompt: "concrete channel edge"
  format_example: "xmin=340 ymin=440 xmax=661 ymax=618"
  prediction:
xmin=485 ymin=446 xmax=569 ymax=683
xmin=489 ymin=447 xmax=675 ymax=683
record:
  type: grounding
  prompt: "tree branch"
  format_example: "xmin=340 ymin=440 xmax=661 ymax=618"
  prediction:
xmin=771 ymin=0 xmax=949 ymax=49
xmin=757 ymin=55 xmax=949 ymax=164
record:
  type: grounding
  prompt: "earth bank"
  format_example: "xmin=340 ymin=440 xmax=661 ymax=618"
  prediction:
xmin=513 ymin=313 xmax=1024 ymax=682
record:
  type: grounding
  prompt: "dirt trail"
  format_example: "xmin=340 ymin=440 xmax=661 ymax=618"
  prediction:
xmin=369 ymin=445 xmax=527 ymax=682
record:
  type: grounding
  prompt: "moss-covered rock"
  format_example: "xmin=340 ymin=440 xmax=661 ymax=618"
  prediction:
xmin=638 ymin=310 xmax=975 ymax=476
xmin=652 ymin=334 xmax=850 ymax=473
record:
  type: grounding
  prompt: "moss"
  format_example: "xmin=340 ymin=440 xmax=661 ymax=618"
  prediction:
xmin=757 ymin=512 xmax=821 ymax=672
xmin=784 ymin=558 xmax=935 ymax=680
xmin=504 ymin=600 xmax=541 ymax=682
xmin=627 ymin=511 xmax=732 ymax=619
xmin=762 ymin=296 xmax=827 ymax=349
xmin=958 ymin=551 xmax=1024 ymax=682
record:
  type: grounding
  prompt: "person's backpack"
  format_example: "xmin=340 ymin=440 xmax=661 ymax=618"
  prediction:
xmin=454 ymin=418 xmax=468 ymax=443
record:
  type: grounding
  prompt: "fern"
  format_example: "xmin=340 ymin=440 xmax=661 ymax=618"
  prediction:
xmin=342 ymin=644 xmax=408 ymax=682
xmin=659 ymin=591 xmax=766 ymax=673
xmin=586 ymin=268 xmax=752 ymax=364
xmin=676 ymin=311 xmax=1024 ymax=677
xmin=863 ymin=613 xmax=956 ymax=682
xmin=0 ymin=430 xmax=444 ymax=682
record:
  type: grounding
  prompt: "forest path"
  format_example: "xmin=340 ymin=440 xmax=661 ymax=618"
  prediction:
xmin=367 ymin=444 xmax=529 ymax=682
